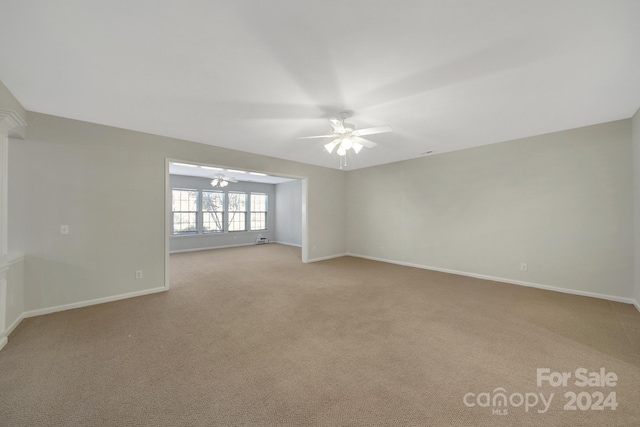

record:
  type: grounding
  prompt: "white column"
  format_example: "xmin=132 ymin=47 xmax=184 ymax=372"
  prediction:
xmin=0 ymin=277 xmax=6 ymax=344
xmin=0 ymin=109 xmax=26 ymax=349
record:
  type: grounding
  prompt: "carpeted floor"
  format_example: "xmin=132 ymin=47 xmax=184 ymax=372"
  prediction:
xmin=1 ymin=244 xmax=639 ymax=426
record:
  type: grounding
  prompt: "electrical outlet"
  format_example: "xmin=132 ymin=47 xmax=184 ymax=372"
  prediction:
xmin=135 ymin=270 xmax=143 ymax=279
xmin=520 ymin=263 xmax=528 ymax=272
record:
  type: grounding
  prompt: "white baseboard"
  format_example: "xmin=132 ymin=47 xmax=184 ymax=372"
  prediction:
xmin=22 ymin=286 xmax=167 ymax=319
xmin=347 ymin=253 xmax=637 ymax=305
xmin=274 ymin=241 xmax=302 ymax=248
xmin=3 ymin=311 xmax=26 ymax=340
xmin=169 ymin=243 xmax=258 ymax=254
xmin=308 ymin=252 xmax=349 ymax=263
xmin=634 ymin=300 xmax=640 ymax=313
xmin=1 ymin=286 xmax=167 ymax=351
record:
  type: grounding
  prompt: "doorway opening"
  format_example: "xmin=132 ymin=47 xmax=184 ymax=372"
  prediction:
xmin=164 ymin=160 xmax=308 ymax=290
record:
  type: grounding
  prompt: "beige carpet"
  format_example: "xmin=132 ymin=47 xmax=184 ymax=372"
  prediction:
xmin=1 ymin=244 xmax=639 ymax=426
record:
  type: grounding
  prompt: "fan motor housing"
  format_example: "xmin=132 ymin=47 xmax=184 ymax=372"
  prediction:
xmin=343 ymin=122 xmax=355 ymax=133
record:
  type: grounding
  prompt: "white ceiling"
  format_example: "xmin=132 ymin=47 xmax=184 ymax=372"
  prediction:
xmin=1 ymin=1 xmax=639 ymax=170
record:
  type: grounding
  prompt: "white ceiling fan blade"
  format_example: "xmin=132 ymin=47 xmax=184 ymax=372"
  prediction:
xmin=329 ymin=118 xmax=345 ymax=133
xmin=298 ymin=134 xmax=334 ymax=140
xmin=354 ymin=136 xmax=378 ymax=148
xmin=352 ymin=125 xmax=392 ymax=137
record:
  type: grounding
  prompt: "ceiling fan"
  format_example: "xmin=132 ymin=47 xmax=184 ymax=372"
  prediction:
xmin=210 ymin=172 xmax=238 ymax=188
xmin=299 ymin=111 xmax=392 ymax=161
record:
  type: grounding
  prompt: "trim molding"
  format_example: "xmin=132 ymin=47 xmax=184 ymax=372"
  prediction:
xmin=0 ymin=109 xmax=27 ymax=133
xmin=0 ymin=253 xmax=25 ymax=273
xmin=308 ymin=252 xmax=348 ymax=263
xmin=274 ymin=241 xmax=302 ymax=248
xmin=169 ymin=242 xmax=260 ymax=254
xmin=634 ymin=300 xmax=640 ymax=313
xmin=22 ymin=286 xmax=167 ymax=319
xmin=348 ymin=253 xmax=637 ymax=305
xmin=2 ymin=286 xmax=167 ymax=350
xmin=3 ymin=310 xmax=25 ymax=340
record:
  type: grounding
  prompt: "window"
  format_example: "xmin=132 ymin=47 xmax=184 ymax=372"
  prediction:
xmin=250 ymin=193 xmax=267 ymax=231
xmin=172 ymin=189 xmax=198 ymax=234
xmin=228 ymin=192 xmax=247 ymax=231
xmin=171 ymin=186 xmax=269 ymax=235
xmin=202 ymin=190 xmax=224 ymax=233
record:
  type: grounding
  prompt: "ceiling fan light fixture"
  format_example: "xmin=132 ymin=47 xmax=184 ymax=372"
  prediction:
xmin=211 ymin=175 xmax=232 ymax=188
xmin=324 ymin=139 xmax=339 ymax=153
xmin=299 ymin=112 xmax=391 ymax=163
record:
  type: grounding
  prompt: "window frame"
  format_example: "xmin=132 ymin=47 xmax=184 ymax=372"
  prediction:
xmin=227 ymin=191 xmax=248 ymax=232
xmin=202 ymin=190 xmax=225 ymax=234
xmin=250 ymin=192 xmax=268 ymax=231
xmin=171 ymin=188 xmax=199 ymax=235
xmin=170 ymin=185 xmax=269 ymax=235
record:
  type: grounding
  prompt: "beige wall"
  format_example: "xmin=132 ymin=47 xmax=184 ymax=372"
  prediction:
xmin=5 ymin=105 xmax=639 ymax=315
xmin=347 ymin=120 xmax=634 ymax=301
xmin=275 ymin=179 xmax=303 ymax=246
xmin=9 ymin=112 xmax=346 ymax=312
